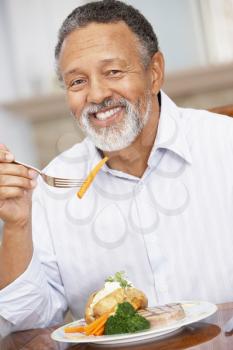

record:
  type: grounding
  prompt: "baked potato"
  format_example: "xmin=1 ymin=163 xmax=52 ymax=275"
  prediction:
xmin=85 ymin=280 xmax=148 ymax=324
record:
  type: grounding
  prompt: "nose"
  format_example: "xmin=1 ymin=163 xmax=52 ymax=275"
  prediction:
xmin=86 ymin=76 xmax=112 ymax=104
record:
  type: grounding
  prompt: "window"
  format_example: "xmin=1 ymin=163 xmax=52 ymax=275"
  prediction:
xmin=199 ymin=0 xmax=233 ymax=63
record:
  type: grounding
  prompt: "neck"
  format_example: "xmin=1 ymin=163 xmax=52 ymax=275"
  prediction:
xmin=104 ymin=101 xmax=160 ymax=178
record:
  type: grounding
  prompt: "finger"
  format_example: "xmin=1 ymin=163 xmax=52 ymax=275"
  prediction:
xmin=0 ymin=186 xmax=26 ymax=200
xmin=0 ymin=163 xmax=33 ymax=179
xmin=0 ymin=144 xmax=9 ymax=151
xmin=0 ymin=174 xmax=37 ymax=190
xmin=0 ymin=150 xmax=14 ymax=162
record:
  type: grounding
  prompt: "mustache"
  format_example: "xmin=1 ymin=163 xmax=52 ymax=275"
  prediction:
xmin=82 ymin=98 xmax=129 ymax=115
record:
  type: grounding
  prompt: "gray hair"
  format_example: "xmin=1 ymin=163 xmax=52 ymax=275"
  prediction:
xmin=55 ymin=0 xmax=159 ymax=78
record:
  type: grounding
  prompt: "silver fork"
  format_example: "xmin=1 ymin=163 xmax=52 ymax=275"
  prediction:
xmin=13 ymin=160 xmax=86 ymax=188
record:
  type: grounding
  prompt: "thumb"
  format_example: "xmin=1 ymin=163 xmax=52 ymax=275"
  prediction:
xmin=0 ymin=144 xmax=9 ymax=152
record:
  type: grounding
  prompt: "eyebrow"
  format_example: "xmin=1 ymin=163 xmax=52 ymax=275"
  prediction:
xmin=63 ymin=68 xmax=81 ymax=78
xmin=64 ymin=58 xmax=127 ymax=77
xmin=99 ymin=58 xmax=126 ymax=64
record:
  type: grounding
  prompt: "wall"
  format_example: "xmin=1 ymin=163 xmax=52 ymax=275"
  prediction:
xmin=127 ymin=0 xmax=206 ymax=72
xmin=0 ymin=0 xmax=85 ymax=103
xmin=0 ymin=1 xmax=16 ymax=102
xmin=0 ymin=0 xmax=207 ymax=103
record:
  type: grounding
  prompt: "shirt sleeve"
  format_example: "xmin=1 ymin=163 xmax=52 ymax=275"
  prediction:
xmin=0 ymin=183 xmax=68 ymax=337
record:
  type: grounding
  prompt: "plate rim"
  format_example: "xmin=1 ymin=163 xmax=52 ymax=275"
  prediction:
xmin=51 ymin=299 xmax=217 ymax=344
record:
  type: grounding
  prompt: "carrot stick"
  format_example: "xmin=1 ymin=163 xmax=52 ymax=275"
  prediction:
xmin=85 ymin=323 xmax=99 ymax=334
xmin=64 ymin=325 xmax=86 ymax=333
xmin=77 ymin=156 xmax=108 ymax=199
xmin=85 ymin=319 xmax=105 ymax=335
xmin=64 ymin=312 xmax=110 ymax=335
xmin=85 ymin=314 xmax=106 ymax=332
xmin=85 ymin=313 xmax=110 ymax=335
xmin=94 ymin=326 xmax=105 ymax=336
xmin=91 ymin=315 xmax=109 ymax=335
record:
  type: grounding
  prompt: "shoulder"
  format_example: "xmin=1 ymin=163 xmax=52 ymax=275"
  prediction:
xmin=177 ymin=107 xmax=233 ymax=173
xmin=180 ymin=106 xmax=233 ymax=129
xmin=179 ymin=107 xmax=233 ymax=146
xmin=161 ymin=92 xmax=233 ymax=144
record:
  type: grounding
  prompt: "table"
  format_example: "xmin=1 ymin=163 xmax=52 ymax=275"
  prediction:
xmin=1 ymin=303 xmax=233 ymax=350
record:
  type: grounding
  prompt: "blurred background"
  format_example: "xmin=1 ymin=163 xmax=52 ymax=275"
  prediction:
xmin=0 ymin=0 xmax=233 ymax=167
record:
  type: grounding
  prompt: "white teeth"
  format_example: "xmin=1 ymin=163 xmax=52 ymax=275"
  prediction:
xmin=96 ymin=107 xmax=121 ymax=120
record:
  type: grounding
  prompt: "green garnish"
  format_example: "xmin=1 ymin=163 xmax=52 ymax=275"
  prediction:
xmin=104 ymin=302 xmax=150 ymax=335
xmin=105 ymin=271 xmax=132 ymax=288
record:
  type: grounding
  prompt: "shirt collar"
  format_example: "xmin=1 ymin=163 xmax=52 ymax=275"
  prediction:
xmin=84 ymin=90 xmax=192 ymax=174
xmin=148 ymin=91 xmax=192 ymax=166
xmin=84 ymin=139 xmax=137 ymax=179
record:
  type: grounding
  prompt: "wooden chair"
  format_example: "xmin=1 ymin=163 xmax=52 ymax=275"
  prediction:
xmin=209 ymin=105 xmax=233 ymax=117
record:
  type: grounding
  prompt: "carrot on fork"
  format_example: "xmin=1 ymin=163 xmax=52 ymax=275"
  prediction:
xmin=77 ymin=156 xmax=108 ymax=199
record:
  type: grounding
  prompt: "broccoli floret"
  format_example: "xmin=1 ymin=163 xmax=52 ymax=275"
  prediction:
xmin=115 ymin=301 xmax=136 ymax=318
xmin=126 ymin=314 xmax=150 ymax=333
xmin=104 ymin=302 xmax=150 ymax=335
xmin=104 ymin=315 xmax=127 ymax=335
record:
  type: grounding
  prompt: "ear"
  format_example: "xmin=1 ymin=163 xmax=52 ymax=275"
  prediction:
xmin=149 ymin=51 xmax=165 ymax=95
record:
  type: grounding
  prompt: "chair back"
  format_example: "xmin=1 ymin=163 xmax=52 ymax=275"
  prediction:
xmin=209 ymin=105 xmax=233 ymax=117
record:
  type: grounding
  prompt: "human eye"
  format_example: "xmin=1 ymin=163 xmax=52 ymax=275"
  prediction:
xmin=107 ymin=69 xmax=123 ymax=77
xmin=70 ymin=78 xmax=86 ymax=87
xmin=66 ymin=77 xmax=87 ymax=91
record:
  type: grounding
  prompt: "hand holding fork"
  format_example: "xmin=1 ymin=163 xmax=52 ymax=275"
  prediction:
xmin=0 ymin=144 xmax=108 ymax=223
xmin=12 ymin=160 xmax=86 ymax=188
xmin=13 ymin=155 xmax=108 ymax=198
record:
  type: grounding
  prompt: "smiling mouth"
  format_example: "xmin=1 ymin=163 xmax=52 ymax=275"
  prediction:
xmin=94 ymin=106 xmax=122 ymax=120
xmin=89 ymin=106 xmax=124 ymax=127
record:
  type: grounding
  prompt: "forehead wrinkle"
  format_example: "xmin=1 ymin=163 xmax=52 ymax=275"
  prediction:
xmin=62 ymin=41 xmax=121 ymax=69
xmin=59 ymin=22 xmax=143 ymax=76
xmin=63 ymin=59 xmax=128 ymax=79
xmin=62 ymin=49 xmax=130 ymax=77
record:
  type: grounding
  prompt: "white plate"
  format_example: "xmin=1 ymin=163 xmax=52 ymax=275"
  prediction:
xmin=51 ymin=300 xmax=217 ymax=345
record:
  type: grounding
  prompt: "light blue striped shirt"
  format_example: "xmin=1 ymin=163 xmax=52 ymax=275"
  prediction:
xmin=1 ymin=92 xmax=233 ymax=336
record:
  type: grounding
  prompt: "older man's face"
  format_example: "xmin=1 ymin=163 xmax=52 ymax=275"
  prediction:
xmin=59 ymin=21 xmax=162 ymax=151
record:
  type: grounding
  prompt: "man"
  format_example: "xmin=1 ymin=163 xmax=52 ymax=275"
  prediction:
xmin=0 ymin=0 xmax=233 ymax=336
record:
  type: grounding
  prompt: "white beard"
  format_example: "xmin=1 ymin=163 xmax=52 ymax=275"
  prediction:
xmin=76 ymin=96 xmax=152 ymax=152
